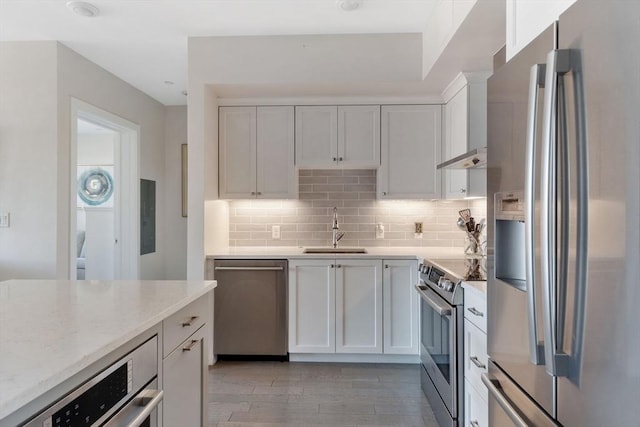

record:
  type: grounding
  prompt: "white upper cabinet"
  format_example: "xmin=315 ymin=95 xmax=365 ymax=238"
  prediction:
xmin=506 ymin=0 xmax=577 ymax=61
xmin=256 ymin=106 xmax=296 ymax=198
xmin=337 ymin=106 xmax=381 ymax=168
xmin=219 ymin=106 xmax=295 ymax=199
xmin=295 ymin=105 xmax=380 ymax=168
xmin=378 ymin=105 xmax=442 ymax=199
xmin=442 ymin=73 xmax=488 ymax=199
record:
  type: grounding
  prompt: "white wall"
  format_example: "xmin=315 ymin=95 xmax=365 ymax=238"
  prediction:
xmin=0 ymin=41 xmax=168 ymax=280
xmin=0 ymin=42 xmax=59 ymax=280
xmin=56 ymin=43 xmax=167 ymax=279
xmin=164 ymin=106 xmax=188 ymax=279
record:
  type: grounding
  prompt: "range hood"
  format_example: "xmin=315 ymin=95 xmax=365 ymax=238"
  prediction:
xmin=437 ymin=147 xmax=487 ymax=169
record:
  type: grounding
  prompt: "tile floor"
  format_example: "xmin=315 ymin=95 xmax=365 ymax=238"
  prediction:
xmin=208 ymin=361 xmax=438 ymax=426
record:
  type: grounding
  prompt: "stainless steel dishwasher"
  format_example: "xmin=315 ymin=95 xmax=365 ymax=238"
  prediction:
xmin=213 ymin=259 xmax=288 ymax=358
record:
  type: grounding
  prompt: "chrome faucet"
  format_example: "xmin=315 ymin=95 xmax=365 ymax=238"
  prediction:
xmin=332 ymin=207 xmax=345 ymax=248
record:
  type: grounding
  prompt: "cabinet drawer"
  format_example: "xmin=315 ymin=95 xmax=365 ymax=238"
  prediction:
xmin=463 ymin=287 xmax=487 ymax=333
xmin=163 ymin=296 xmax=208 ymax=357
xmin=464 ymin=378 xmax=489 ymax=427
xmin=163 ymin=326 xmax=207 ymax=427
xmin=464 ymin=319 xmax=488 ymax=401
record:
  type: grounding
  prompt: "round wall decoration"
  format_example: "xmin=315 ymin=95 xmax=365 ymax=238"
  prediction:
xmin=77 ymin=167 xmax=114 ymax=206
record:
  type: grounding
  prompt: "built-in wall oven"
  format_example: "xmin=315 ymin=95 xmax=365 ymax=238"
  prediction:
xmin=416 ymin=258 xmax=486 ymax=427
xmin=24 ymin=337 xmax=161 ymax=427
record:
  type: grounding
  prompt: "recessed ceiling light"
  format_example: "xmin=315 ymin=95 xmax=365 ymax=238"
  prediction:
xmin=66 ymin=1 xmax=100 ymax=18
xmin=336 ymin=0 xmax=361 ymax=11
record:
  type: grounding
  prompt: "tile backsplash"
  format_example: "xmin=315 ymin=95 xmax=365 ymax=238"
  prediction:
xmin=229 ymin=169 xmax=487 ymax=248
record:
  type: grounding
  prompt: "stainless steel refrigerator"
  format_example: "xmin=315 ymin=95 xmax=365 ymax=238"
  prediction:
xmin=485 ymin=0 xmax=640 ymax=426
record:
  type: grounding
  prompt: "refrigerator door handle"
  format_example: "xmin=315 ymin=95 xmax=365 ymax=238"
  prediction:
xmin=524 ymin=63 xmax=546 ymax=366
xmin=482 ymin=373 xmax=529 ymax=427
xmin=540 ymin=49 xmax=572 ymax=377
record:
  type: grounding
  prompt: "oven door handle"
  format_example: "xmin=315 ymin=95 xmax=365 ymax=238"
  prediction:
xmin=415 ymin=285 xmax=451 ymax=316
xmin=103 ymin=389 xmax=164 ymax=427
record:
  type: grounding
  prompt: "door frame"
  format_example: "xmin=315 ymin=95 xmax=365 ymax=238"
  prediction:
xmin=69 ymin=98 xmax=140 ymax=279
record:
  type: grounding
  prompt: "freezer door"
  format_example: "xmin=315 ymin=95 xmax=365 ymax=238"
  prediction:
xmin=553 ymin=1 xmax=640 ymax=426
xmin=483 ymin=361 xmax=558 ymax=427
xmin=487 ymin=24 xmax=556 ymax=417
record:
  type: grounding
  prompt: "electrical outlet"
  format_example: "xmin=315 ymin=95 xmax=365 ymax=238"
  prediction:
xmin=376 ymin=223 xmax=385 ymax=239
xmin=271 ymin=225 xmax=281 ymax=240
xmin=414 ymin=221 xmax=423 ymax=239
xmin=0 ymin=212 xmax=9 ymax=228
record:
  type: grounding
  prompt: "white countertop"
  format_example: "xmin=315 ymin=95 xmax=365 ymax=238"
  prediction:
xmin=461 ymin=281 xmax=487 ymax=294
xmin=0 ymin=279 xmax=216 ymax=421
xmin=208 ymin=246 xmax=472 ymax=261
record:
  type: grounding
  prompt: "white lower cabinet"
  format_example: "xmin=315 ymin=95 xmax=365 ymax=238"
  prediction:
xmin=462 ymin=284 xmax=488 ymax=427
xmin=289 ymin=259 xmax=385 ymax=354
xmin=289 ymin=258 xmax=419 ymax=357
xmin=382 ymin=260 xmax=419 ymax=354
xmin=465 ymin=378 xmax=489 ymax=427
xmin=288 ymin=259 xmax=336 ymax=353
xmin=162 ymin=293 xmax=210 ymax=427
xmin=336 ymin=260 xmax=383 ymax=353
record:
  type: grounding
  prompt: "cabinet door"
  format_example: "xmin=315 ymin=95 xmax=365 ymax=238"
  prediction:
xmin=335 ymin=259 xmax=383 ymax=354
xmin=464 ymin=378 xmax=489 ymax=427
xmin=378 ymin=105 xmax=442 ymax=199
xmin=257 ymin=106 xmax=296 ymax=199
xmin=219 ymin=107 xmax=257 ymax=198
xmin=163 ymin=326 xmax=207 ymax=427
xmin=337 ymin=105 xmax=381 ymax=168
xmin=383 ymin=260 xmax=419 ymax=354
xmin=295 ymin=106 xmax=338 ymax=168
xmin=444 ymin=87 xmax=470 ymax=199
xmin=288 ymin=259 xmax=335 ymax=353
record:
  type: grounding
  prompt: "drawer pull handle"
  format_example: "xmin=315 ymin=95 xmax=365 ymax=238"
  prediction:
xmin=470 ymin=356 xmax=486 ymax=370
xmin=470 ymin=421 xmax=480 ymax=427
xmin=181 ymin=316 xmax=199 ymax=327
xmin=182 ymin=339 xmax=199 ymax=352
xmin=468 ymin=307 xmax=484 ymax=317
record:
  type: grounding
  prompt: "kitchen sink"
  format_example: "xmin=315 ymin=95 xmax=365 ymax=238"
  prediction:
xmin=303 ymin=247 xmax=367 ymax=254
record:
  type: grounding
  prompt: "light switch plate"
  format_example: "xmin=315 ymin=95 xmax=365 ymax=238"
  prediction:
xmin=376 ymin=223 xmax=385 ymax=239
xmin=0 ymin=212 xmax=9 ymax=228
xmin=271 ymin=225 xmax=281 ymax=240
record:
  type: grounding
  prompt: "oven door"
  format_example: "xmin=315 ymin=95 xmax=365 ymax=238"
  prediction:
xmin=102 ymin=379 xmax=163 ymax=427
xmin=418 ymin=283 xmax=458 ymax=418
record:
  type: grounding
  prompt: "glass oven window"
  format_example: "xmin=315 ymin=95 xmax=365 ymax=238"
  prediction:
xmin=421 ymin=297 xmax=451 ymax=385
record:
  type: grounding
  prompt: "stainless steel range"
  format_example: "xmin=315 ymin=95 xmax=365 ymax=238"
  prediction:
xmin=416 ymin=257 xmax=486 ymax=427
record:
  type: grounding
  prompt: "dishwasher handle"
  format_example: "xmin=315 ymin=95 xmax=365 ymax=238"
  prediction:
xmin=214 ymin=266 xmax=284 ymax=271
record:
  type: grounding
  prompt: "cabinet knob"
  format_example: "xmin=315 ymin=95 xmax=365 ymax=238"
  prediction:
xmin=331 ymin=264 xmax=334 ymax=269
xmin=460 ymin=188 xmax=466 ymax=193
xmin=385 ymin=264 xmax=389 ymax=269
xmin=333 ymin=157 xmax=337 ymax=162
xmin=251 ymin=191 xmax=256 ymax=196
xmin=336 ymin=264 xmax=342 ymax=268
xmin=383 ymin=191 xmax=387 ymax=196
xmin=257 ymin=191 xmax=262 ymax=195
xmin=339 ymin=157 xmax=343 ymax=162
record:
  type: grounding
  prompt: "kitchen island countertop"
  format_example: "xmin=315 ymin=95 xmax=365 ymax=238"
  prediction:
xmin=0 ymin=279 xmax=216 ymax=422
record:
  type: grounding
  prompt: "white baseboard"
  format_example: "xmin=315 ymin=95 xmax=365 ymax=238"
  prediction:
xmin=289 ymin=353 xmax=420 ymax=364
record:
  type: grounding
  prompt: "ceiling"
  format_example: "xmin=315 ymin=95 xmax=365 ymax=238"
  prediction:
xmin=0 ymin=0 xmax=439 ymax=106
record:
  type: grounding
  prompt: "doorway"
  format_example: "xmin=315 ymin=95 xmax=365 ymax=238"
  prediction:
xmin=70 ymin=99 xmax=140 ymax=280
